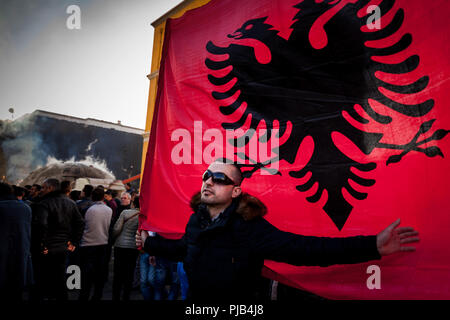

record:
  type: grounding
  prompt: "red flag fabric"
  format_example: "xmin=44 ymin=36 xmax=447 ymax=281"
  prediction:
xmin=140 ymin=0 xmax=450 ymax=299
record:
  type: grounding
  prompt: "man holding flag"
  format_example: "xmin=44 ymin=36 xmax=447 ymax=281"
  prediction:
xmin=136 ymin=159 xmax=419 ymax=301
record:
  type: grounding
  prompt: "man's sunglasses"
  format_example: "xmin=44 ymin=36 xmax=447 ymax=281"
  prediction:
xmin=202 ymin=170 xmax=237 ymax=186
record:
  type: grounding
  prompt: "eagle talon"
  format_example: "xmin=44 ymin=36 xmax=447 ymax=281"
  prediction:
xmin=383 ymin=121 xmax=449 ymax=165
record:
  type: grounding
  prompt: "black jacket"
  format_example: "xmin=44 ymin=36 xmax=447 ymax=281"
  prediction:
xmin=144 ymin=193 xmax=381 ymax=301
xmin=31 ymin=191 xmax=85 ymax=254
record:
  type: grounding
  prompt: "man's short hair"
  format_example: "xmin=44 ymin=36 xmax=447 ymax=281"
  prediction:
xmin=214 ymin=159 xmax=243 ymax=185
xmin=13 ymin=185 xmax=26 ymax=198
xmin=92 ymin=187 xmax=105 ymax=202
xmin=70 ymin=190 xmax=81 ymax=201
xmin=44 ymin=178 xmax=60 ymax=191
xmin=0 ymin=182 xmax=13 ymax=197
xmin=32 ymin=184 xmax=42 ymax=191
xmin=133 ymin=195 xmax=140 ymax=209
xmin=121 ymin=192 xmax=131 ymax=200
xmin=230 ymin=163 xmax=243 ymax=186
xmin=60 ymin=180 xmax=71 ymax=194
xmin=82 ymin=184 xmax=94 ymax=197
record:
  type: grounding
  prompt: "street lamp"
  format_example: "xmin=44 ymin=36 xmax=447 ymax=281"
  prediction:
xmin=8 ymin=107 xmax=14 ymax=119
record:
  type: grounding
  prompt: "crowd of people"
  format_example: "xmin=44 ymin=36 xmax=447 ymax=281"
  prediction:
xmin=0 ymin=179 xmax=188 ymax=301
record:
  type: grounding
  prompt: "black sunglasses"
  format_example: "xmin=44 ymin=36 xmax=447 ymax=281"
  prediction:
xmin=202 ymin=170 xmax=237 ymax=186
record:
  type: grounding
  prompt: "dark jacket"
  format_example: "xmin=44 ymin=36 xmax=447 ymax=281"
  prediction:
xmin=105 ymin=199 xmax=118 ymax=221
xmin=144 ymin=192 xmax=381 ymax=301
xmin=0 ymin=196 xmax=33 ymax=291
xmin=32 ymin=191 xmax=85 ymax=254
xmin=76 ymin=197 xmax=93 ymax=218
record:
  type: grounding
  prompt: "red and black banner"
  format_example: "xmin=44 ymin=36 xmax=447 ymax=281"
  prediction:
xmin=140 ymin=0 xmax=450 ymax=299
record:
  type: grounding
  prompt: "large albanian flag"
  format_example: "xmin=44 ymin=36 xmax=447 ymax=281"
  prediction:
xmin=140 ymin=0 xmax=450 ymax=299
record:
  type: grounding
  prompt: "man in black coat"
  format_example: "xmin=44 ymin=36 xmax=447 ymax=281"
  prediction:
xmin=0 ymin=183 xmax=33 ymax=301
xmin=31 ymin=178 xmax=84 ymax=301
xmin=136 ymin=161 xmax=420 ymax=301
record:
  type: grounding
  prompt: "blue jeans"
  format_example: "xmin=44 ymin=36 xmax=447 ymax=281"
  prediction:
xmin=166 ymin=260 xmax=179 ymax=300
xmin=139 ymin=253 xmax=180 ymax=300
xmin=177 ymin=262 xmax=189 ymax=300
xmin=139 ymin=253 xmax=154 ymax=300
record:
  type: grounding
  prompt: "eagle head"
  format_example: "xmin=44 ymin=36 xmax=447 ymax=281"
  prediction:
xmin=227 ymin=17 xmax=273 ymax=40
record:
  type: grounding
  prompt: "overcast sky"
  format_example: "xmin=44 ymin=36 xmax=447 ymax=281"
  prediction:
xmin=0 ymin=0 xmax=183 ymax=129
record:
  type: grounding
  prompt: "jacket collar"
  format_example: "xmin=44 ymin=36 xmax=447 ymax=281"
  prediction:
xmin=190 ymin=191 xmax=267 ymax=221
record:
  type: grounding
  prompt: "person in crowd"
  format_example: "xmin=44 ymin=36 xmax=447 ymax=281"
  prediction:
xmin=16 ymin=185 xmax=33 ymax=206
xmin=77 ymin=184 xmax=94 ymax=217
xmin=166 ymin=259 xmax=180 ymax=300
xmin=22 ymin=185 xmax=32 ymax=202
xmin=0 ymin=182 xmax=33 ymax=301
xmin=64 ymin=186 xmax=82 ymax=270
xmin=30 ymin=178 xmax=84 ymax=301
xmin=29 ymin=184 xmax=42 ymax=202
xmin=13 ymin=185 xmax=26 ymax=201
xmin=103 ymin=189 xmax=119 ymax=285
xmin=104 ymin=189 xmax=125 ymax=285
xmin=139 ymin=239 xmax=154 ymax=301
xmin=177 ymin=262 xmax=189 ymax=300
xmin=70 ymin=190 xmax=81 ymax=202
xmin=111 ymin=196 xmax=140 ymax=300
xmin=118 ymin=191 xmax=131 ymax=216
xmin=125 ymin=182 xmax=135 ymax=195
xmin=130 ymin=191 xmax=138 ymax=205
xmin=139 ymin=232 xmax=180 ymax=301
xmin=78 ymin=187 xmax=112 ymax=301
xmin=136 ymin=160 xmax=420 ymax=301
xmin=104 ymin=190 xmax=118 ymax=222
xmin=60 ymin=180 xmax=72 ymax=198
xmin=24 ymin=185 xmax=32 ymax=194
xmin=111 ymin=190 xmax=121 ymax=208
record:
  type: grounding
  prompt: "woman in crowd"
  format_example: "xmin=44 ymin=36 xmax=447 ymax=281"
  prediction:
xmin=111 ymin=195 xmax=140 ymax=300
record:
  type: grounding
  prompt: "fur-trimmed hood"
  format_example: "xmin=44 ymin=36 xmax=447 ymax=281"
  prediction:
xmin=190 ymin=191 xmax=267 ymax=221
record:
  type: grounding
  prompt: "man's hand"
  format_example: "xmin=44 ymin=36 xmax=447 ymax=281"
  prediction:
xmin=136 ymin=230 xmax=148 ymax=249
xmin=377 ymin=218 xmax=420 ymax=256
xmin=149 ymin=256 xmax=156 ymax=266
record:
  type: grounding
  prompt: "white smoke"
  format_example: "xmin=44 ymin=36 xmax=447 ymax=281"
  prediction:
xmin=45 ymin=155 xmax=115 ymax=178
xmin=85 ymin=138 xmax=98 ymax=152
xmin=1 ymin=113 xmax=131 ymax=185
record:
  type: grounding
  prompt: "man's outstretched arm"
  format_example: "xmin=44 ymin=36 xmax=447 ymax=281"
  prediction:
xmin=250 ymin=217 xmax=419 ymax=266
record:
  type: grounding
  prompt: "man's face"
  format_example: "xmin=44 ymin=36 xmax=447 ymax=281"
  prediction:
xmin=41 ymin=182 xmax=53 ymax=196
xmin=104 ymin=194 xmax=112 ymax=201
xmin=121 ymin=193 xmax=131 ymax=206
xmin=200 ymin=162 xmax=241 ymax=206
xmin=30 ymin=186 xmax=37 ymax=196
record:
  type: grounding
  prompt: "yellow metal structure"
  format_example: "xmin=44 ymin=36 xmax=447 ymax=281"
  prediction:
xmin=140 ymin=0 xmax=212 ymax=184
